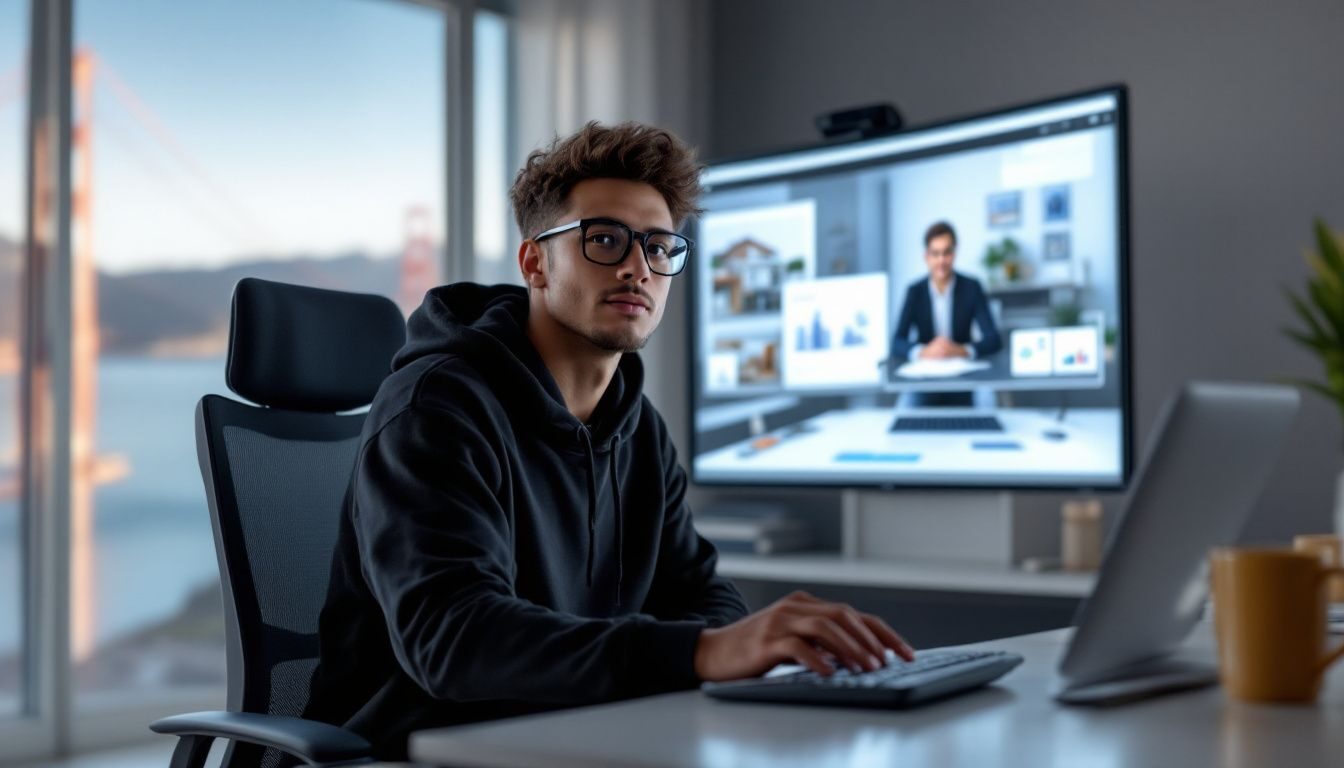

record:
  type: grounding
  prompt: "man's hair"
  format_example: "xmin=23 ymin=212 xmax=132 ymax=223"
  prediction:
xmin=510 ymin=121 xmax=704 ymax=241
xmin=924 ymin=220 xmax=957 ymax=249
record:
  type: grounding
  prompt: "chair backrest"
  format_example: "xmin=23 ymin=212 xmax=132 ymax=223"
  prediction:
xmin=195 ymin=277 xmax=405 ymax=768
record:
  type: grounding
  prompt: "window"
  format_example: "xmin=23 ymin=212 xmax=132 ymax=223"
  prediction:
xmin=70 ymin=0 xmax=446 ymax=713
xmin=473 ymin=8 xmax=517 ymax=285
xmin=0 ymin=0 xmax=516 ymax=759
xmin=0 ymin=0 xmax=27 ymax=723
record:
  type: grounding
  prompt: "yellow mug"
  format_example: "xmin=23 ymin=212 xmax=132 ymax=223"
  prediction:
xmin=1210 ymin=547 xmax=1344 ymax=703
xmin=1294 ymin=534 xmax=1344 ymax=603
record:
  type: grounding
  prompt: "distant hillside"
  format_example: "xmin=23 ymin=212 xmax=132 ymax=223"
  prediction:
xmin=0 ymin=235 xmax=18 ymax=343
xmin=0 ymin=237 xmax=406 ymax=357
xmin=98 ymin=251 xmax=403 ymax=356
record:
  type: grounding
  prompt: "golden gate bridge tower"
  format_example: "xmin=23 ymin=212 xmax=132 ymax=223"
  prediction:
xmin=399 ymin=205 xmax=437 ymax=316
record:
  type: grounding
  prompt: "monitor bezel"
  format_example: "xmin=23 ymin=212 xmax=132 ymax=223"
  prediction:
xmin=684 ymin=83 xmax=1133 ymax=493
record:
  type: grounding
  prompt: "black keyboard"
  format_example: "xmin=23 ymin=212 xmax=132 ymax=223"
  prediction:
xmin=701 ymin=649 xmax=1023 ymax=708
xmin=889 ymin=415 xmax=1004 ymax=433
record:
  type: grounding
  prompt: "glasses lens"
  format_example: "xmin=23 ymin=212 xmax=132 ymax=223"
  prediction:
xmin=582 ymin=221 xmax=632 ymax=265
xmin=645 ymin=232 xmax=691 ymax=275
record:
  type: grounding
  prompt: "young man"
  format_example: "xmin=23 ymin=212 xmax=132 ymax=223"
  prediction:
xmin=307 ymin=122 xmax=913 ymax=759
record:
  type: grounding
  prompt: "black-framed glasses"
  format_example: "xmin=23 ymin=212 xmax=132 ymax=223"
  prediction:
xmin=533 ymin=217 xmax=692 ymax=276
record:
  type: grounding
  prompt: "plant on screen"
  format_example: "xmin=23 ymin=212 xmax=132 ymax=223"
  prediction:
xmin=982 ymin=236 xmax=1022 ymax=285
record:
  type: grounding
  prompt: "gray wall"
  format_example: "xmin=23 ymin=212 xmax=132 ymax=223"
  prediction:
xmin=693 ymin=0 xmax=1344 ymax=543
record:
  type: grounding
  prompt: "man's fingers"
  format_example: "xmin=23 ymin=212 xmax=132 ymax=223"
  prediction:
xmin=778 ymin=637 xmax=833 ymax=676
xmin=862 ymin=614 xmax=916 ymax=661
xmin=834 ymin=609 xmax=887 ymax=663
xmin=788 ymin=600 xmax=885 ymax=664
xmin=796 ymin=616 xmax=876 ymax=672
xmin=783 ymin=600 xmax=909 ymax=667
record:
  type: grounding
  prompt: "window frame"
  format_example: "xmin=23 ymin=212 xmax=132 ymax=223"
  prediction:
xmin=470 ymin=2 xmax=522 ymax=285
xmin=0 ymin=0 xmax=69 ymax=761
xmin=0 ymin=0 xmax=514 ymax=760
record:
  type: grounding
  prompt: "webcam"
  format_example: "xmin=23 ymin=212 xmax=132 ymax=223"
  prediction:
xmin=815 ymin=103 xmax=904 ymax=140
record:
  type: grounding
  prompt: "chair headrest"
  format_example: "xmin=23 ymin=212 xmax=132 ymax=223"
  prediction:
xmin=226 ymin=277 xmax=406 ymax=412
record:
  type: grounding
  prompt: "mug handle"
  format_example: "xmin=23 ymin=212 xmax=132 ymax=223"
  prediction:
xmin=1319 ymin=567 xmax=1344 ymax=674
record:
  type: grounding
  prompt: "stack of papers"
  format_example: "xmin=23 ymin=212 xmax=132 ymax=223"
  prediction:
xmin=896 ymin=358 xmax=991 ymax=379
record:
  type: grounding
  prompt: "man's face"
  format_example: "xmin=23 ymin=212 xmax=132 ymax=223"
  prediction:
xmin=924 ymin=234 xmax=956 ymax=284
xmin=528 ymin=178 xmax=675 ymax=353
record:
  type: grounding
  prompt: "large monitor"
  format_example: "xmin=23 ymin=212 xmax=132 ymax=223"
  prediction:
xmin=689 ymin=85 xmax=1131 ymax=489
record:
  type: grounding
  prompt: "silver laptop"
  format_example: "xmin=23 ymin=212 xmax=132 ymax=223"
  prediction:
xmin=1055 ymin=381 xmax=1300 ymax=704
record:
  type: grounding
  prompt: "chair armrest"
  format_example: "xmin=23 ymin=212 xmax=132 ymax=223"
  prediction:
xmin=150 ymin=710 xmax=372 ymax=765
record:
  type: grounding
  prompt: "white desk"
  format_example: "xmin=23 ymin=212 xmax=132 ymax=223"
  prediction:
xmin=409 ymin=624 xmax=1344 ymax=768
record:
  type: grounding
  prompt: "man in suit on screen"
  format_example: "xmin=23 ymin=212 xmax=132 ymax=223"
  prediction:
xmin=890 ymin=220 xmax=1002 ymax=406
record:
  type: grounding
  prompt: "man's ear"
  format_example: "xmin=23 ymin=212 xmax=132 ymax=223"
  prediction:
xmin=519 ymin=240 xmax=548 ymax=289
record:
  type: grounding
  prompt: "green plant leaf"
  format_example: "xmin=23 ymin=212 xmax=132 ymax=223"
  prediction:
xmin=1307 ymin=253 xmax=1344 ymax=309
xmin=1307 ymin=279 xmax=1344 ymax=347
xmin=1284 ymin=220 xmax=1344 ymax=416
xmin=1283 ymin=327 xmax=1331 ymax=353
xmin=1315 ymin=218 xmax=1344 ymax=276
xmin=1289 ymin=379 xmax=1344 ymax=416
xmin=1283 ymin=285 xmax=1333 ymax=343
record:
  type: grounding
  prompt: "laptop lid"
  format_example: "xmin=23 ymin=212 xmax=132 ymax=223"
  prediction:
xmin=1057 ymin=381 xmax=1300 ymax=688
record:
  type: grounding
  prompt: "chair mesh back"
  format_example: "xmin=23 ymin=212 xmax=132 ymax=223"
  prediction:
xmin=197 ymin=396 xmax=366 ymax=768
xmin=223 ymin=423 xmax=359 ymax=703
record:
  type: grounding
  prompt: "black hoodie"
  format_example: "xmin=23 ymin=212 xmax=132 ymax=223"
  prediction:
xmin=305 ymin=283 xmax=748 ymax=759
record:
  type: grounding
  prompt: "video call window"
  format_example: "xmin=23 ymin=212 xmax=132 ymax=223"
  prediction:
xmin=691 ymin=89 xmax=1129 ymax=489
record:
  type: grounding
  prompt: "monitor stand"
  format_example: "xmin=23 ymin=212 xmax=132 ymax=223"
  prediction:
xmin=840 ymin=489 xmax=1056 ymax=566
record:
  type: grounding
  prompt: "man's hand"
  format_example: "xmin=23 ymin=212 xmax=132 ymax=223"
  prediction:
xmin=693 ymin=591 xmax=915 ymax=681
xmin=919 ymin=336 xmax=968 ymax=360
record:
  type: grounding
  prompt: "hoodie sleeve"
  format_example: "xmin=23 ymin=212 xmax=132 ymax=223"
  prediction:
xmin=640 ymin=410 xmax=750 ymax=628
xmin=353 ymin=404 xmax=706 ymax=704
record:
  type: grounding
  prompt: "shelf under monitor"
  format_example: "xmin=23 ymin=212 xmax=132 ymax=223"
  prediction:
xmin=716 ymin=552 xmax=1094 ymax=598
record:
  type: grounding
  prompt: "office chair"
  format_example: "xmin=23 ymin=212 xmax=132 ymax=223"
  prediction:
xmin=150 ymin=277 xmax=406 ymax=768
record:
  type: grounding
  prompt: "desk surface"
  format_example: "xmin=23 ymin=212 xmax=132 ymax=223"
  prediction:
xmin=409 ymin=624 xmax=1344 ymax=768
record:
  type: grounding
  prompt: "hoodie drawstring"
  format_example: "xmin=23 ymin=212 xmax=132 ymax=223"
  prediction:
xmin=577 ymin=426 xmax=624 ymax=604
xmin=609 ymin=435 xmax=624 ymax=605
xmin=579 ymin=426 xmax=599 ymax=588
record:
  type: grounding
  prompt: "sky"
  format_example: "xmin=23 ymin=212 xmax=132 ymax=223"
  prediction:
xmin=0 ymin=0 xmax=511 ymax=275
xmin=0 ymin=0 xmax=24 ymax=246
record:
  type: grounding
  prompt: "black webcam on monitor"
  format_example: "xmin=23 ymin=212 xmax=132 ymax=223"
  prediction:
xmin=815 ymin=103 xmax=904 ymax=140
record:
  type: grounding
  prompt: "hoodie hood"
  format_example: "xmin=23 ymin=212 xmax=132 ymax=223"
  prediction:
xmin=396 ymin=282 xmax=648 ymax=592
xmin=395 ymin=283 xmax=645 ymax=448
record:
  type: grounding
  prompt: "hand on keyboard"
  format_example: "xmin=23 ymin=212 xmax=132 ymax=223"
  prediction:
xmin=786 ymin=650 xmax=997 ymax=687
xmin=694 ymin=590 xmax=915 ymax=682
xmin=701 ymin=648 xmax=1025 ymax=707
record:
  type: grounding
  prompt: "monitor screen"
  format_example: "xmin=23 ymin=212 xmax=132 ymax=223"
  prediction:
xmin=689 ymin=86 xmax=1130 ymax=489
